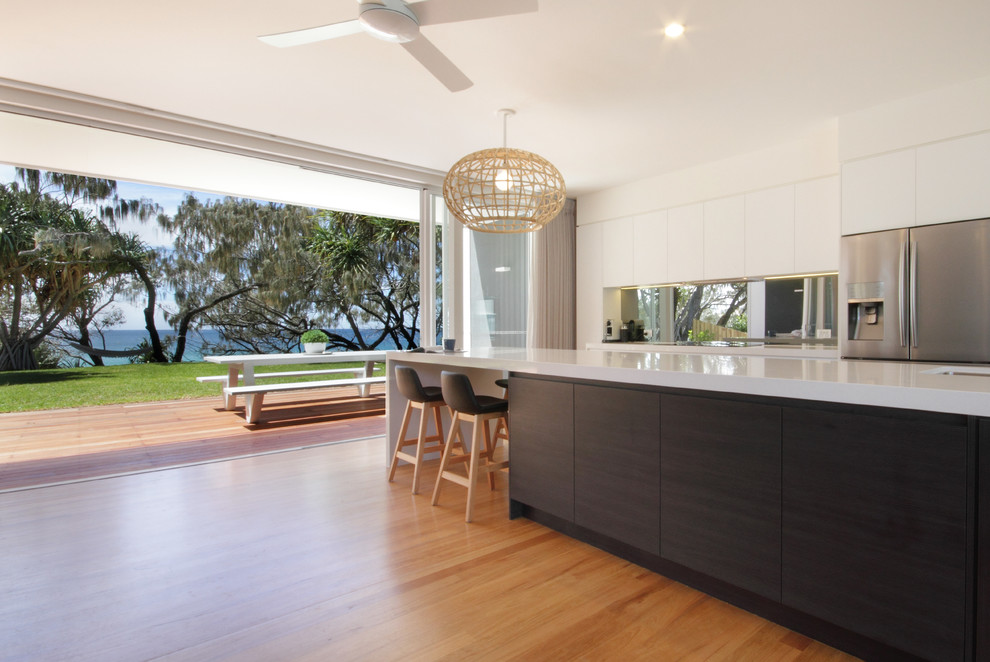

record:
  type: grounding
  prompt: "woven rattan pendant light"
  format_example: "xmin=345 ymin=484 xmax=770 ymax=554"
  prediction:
xmin=443 ymin=109 xmax=566 ymax=233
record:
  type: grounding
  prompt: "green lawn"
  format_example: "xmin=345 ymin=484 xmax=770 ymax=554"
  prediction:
xmin=0 ymin=362 xmax=383 ymax=413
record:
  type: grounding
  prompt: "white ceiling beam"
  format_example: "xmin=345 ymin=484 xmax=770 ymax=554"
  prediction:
xmin=0 ymin=77 xmax=445 ymax=190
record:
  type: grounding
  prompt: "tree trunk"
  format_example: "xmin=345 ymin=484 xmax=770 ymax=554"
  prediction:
xmin=716 ymin=288 xmax=747 ymax=328
xmin=172 ymin=285 xmax=260 ymax=362
xmin=76 ymin=324 xmax=105 ymax=367
xmin=0 ymin=338 xmax=39 ymax=371
xmin=674 ymin=286 xmax=704 ymax=341
xmin=127 ymin=259 xmax=167 ymax=363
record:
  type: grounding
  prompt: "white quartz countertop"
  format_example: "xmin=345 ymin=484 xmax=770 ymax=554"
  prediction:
xmin=388 ymin=347 xmax=990 ymax=417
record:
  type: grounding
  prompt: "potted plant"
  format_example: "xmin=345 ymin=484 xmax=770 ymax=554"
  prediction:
xmin=301 ymin=329 xmax=329 ymax=354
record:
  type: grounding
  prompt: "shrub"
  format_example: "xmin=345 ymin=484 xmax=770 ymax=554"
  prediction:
xmin=301 ymin=329 xmax=329 ymax=344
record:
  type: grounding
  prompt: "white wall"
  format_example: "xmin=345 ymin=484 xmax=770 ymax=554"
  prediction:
xmin=0 ymin=112 xmax=422 ymax=221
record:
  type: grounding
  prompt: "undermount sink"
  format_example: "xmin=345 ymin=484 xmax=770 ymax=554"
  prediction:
xmin=922 ymin=366 xmax=990 ymax=377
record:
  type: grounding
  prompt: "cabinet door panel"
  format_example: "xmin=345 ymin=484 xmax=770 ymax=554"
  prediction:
xmin=601 ymin=217 xmax=635 ymax=287
xmin=576 ymin=223 xmax=604 ymax=350
xmin=667 ymin=204 xmax=704 ymax=282
xmin=508 ymin=377 xmax=574 ymax=521
xmin=782 ymin=408 xmax=968 ymax=662
xmin=841 ymin=150 xmax=916 ymax=234
xmin=745 ymin=185 xmax=795 ymax=277
xmin=660 ymin=395 xmax=782 ymax=601
xmin=633 ymin=210 xmax=668 ymax=285
xmin=917 ymin=132 xmax=990 ymax=226
xmin=794 ymin=176 xmax=840 ymax=273
xmin=574 ymin=385 xmax=660 ymax=554
xmin=703 ymin=196 xmax=745 ymax=280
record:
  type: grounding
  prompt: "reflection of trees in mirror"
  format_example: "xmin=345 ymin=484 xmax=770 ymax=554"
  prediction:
xmin=674 ymin=282 xmax=748 ymax=341
xmin=638 ymin=281 xmax=748 ymax=342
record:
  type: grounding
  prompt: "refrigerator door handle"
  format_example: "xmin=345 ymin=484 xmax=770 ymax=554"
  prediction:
xmin=910 ymin=241 xmax=919 ymax=348
xmin=898 ymin=240 xmax=908 ymax=347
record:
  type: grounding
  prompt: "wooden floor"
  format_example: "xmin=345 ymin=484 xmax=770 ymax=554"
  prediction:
xmin=0 ymin=385 xmax=385 ymax=491
xmin=0 ymin=429 xmax=860 ymax=660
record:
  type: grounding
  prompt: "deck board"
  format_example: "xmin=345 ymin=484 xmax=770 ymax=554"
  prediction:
xmin=0 ymin=385 xmax=385 ymax=491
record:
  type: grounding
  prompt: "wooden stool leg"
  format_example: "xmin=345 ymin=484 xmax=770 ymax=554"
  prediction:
xmin=493 ymin=411 xmax=509 ymax=445
xmin=411 ymin=404 xmax=430 ymax=495
xmin=432 ymin=405 xmax=445 ymax=453
xmin=387 ymin=401 xmax=414 ymax=482
xmin=483 ymin=417 xmax=496 ymax=491
xmin=465 ymin=416 xmax=482 ymax=523
xmin=432 ymin=414 xmax=460 ymax=506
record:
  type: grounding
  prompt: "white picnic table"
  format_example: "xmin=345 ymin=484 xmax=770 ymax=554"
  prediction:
xmin=203 ymin=350 xmax=388 ymax=412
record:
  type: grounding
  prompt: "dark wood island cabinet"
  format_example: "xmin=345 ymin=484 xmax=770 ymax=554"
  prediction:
xmin=661 ymin=394 xmax=782 ymax=602
xmin=508 ymin=373 xmax=983 ymax=662
xmin=574 ymin=384 xmax=660 ymax=555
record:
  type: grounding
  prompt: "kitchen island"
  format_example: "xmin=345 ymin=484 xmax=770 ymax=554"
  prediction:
xmin=385 ymin=348 xmax=990 ymax=662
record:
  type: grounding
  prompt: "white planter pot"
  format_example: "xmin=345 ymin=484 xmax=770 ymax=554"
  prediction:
xmin=303 ymin=343 xmax=326 ymax=354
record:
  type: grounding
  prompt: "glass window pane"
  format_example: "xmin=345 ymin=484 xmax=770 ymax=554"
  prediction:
xmin=468 ymin=232 xmax=529 ymax=349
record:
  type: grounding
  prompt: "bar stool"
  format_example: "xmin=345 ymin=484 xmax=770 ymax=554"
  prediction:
xmin=432 ymin=371 xmax=509 ymax=522
xmin=387 ymin=365 xmax=452 ymax=495
xmin=492 ymin=377 xmax=510 ymax=446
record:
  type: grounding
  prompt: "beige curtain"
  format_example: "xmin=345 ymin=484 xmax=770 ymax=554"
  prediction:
xmin=528 ymin=199 xmax=577 ymax=349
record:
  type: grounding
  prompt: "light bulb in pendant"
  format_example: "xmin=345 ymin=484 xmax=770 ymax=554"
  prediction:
xmin=495 ymin=167 xmax=513 ymax=192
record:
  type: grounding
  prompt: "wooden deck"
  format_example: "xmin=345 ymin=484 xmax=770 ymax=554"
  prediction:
xmin=0 ymin=384 xmax=385 ymax=491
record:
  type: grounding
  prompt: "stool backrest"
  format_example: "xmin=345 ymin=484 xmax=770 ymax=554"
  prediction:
xmin=395 ymin=365 xmax=431 ymax=403
xmin=441 ymin=371 xmax=483 ymax=415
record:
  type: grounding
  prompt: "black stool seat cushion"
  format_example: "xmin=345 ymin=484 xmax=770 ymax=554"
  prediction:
xmin=420 ymin=385 xmax=444 ymax=402
xmin=442 ymin=370 xmax=508 ymax=415
xmin=474 ymin=395 xmax=509 ymax=415
xmin=495 ymin=378 xmax=509 ymax=390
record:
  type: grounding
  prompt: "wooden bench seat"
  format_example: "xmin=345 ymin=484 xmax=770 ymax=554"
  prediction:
xmin=223 ymin=376 xmax=387 ymax=423
xmin=196 ymin=367 xmax=365 ymax=385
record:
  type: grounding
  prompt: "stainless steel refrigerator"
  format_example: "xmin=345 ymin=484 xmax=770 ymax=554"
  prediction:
xmin=840 ymin=217 xmax=990 ymax=363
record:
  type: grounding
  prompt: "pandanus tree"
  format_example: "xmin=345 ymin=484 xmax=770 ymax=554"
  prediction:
xmin=0 ymin=184 xmax=151 ymax=370
xmin=11 ymin=168 xmax=168 ymax=364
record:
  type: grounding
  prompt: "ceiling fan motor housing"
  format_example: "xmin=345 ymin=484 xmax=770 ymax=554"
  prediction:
xmin=359 ymin=2 xmax=420 ymax=43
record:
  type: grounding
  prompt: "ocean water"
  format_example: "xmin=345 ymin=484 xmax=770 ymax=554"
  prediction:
xmin=60 ymin=328 xmax=417 ymax=366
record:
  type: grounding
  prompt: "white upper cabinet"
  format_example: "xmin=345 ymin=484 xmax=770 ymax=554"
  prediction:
xmin=601 ymin=217 xmax=635 ymax=287
xmin=841 ymin=149 xmax=916 ymax=235
xmin=916 ymin=132 xmax=990 ymax=225
xmin=633 ymin=210 xmax=668 ymax=285
xmin=667 ymin=203 xmax=705 ymax=282
xmin=745 ymin=185 xmax=795 ymax=277
xmin=576 ymin=222 xmax=604 ymax=348
xmin=703 ymin=196 xmax=745 ymax=280
xmin=795 ymin=176 xmax=840 ymax=273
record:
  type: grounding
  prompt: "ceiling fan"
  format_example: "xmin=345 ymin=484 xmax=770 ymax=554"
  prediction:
xmin=258 ymin=0 xmax=538 ymax=92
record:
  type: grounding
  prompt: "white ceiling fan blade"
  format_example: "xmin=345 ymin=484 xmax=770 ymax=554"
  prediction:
xmin=400 ymin=37 xmax=473 ymax=92
xmin=259 ymin=20 xmax=364 ymax=48
xmin=414 ymin=0 xmax=538 ymax=27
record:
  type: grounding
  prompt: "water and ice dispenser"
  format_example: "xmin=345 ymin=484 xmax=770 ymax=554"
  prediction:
xmin=846 ymin=282 xmax=885 ymax=341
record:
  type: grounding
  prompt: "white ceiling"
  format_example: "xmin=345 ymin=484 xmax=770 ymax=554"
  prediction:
xmin=3 ymin=0 xmax=990 ymax=197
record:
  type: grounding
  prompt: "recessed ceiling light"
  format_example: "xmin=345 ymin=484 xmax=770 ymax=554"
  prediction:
xmin=664 ymin=23 xmax=685 ymax=38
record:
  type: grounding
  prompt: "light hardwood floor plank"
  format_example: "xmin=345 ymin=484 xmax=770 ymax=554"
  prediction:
xmin=0 ymin=435 xmax=859 ymax=661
